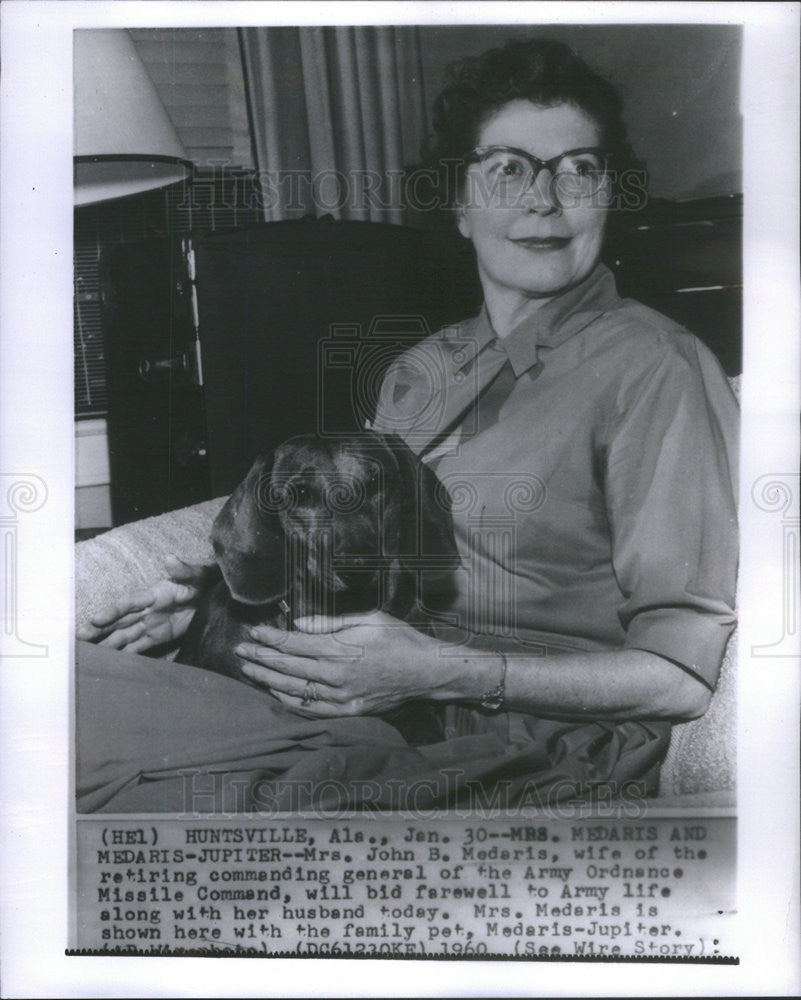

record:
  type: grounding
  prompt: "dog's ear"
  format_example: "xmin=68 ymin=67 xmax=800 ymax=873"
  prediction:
xmin=381 ymin=433 xmax=461 ymax=583
xmin=211 ymin=452 xmax=286 ymax=605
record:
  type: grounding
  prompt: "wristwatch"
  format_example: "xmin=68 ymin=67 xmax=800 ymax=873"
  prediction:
xmin=479 ymin=653 xmax=507 ymax=711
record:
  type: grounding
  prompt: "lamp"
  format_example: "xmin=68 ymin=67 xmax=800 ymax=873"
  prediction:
xmin=74 ymin=29 xmax=193 ymax=205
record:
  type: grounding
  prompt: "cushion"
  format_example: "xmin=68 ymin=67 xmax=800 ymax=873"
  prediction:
xmin=75 ymin=497 xmax=226 ymax=632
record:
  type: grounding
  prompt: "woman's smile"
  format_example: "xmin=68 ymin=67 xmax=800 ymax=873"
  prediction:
xmin=508 ymin=235 xmax=572 ymax=251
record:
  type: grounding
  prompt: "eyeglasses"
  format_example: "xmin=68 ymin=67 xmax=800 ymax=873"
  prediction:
xmin=465 ymin=145 xmax=612 ymax=204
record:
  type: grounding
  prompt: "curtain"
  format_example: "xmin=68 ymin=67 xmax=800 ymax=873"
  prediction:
xmin=239 ymin=26 xmax=429 ymax=224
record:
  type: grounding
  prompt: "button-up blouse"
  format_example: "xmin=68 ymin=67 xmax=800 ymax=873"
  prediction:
xmin=372 ymin=263 xmax=738 ymax=688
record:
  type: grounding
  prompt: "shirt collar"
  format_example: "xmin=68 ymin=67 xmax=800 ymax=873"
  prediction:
xmin=457 ymin=263 xmax=621 ymax=378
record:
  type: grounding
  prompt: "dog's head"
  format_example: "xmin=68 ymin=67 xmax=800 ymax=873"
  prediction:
xmin=211 ymin=432 xmax=459 ymax=616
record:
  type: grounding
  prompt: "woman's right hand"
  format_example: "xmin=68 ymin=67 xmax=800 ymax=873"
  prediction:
xmin=76 ymin=555 xmax=218 ymax=654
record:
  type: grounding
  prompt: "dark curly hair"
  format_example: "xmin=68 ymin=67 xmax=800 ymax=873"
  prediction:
xmin=425 ymin=37 xmax=645 ymax=211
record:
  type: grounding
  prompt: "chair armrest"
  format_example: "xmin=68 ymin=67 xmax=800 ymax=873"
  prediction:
xmin=75 ymin=497 xmax=227 ymax=631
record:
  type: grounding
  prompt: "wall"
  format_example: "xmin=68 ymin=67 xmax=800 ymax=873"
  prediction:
xmin=416 ymin=24 xmax=742 ymax=200
xmin=75 ymin=419 xmax=112 ymax=530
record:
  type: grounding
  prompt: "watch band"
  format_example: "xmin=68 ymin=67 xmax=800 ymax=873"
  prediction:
xmin=479 ymin=652 xmax=507 ymax=711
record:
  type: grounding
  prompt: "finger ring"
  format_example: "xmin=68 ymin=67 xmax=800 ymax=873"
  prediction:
xmin=301 ymin=681 xmax=318 ymax=706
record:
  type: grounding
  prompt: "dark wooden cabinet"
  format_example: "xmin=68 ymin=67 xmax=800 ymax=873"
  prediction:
xmin=102 ymin=201 xmax=740 ymax=525
xmin=101 ymin=220 xmax=482 ymax=524
xmin=100 ymin=234 xmax=210 ymax=525
xmin=608 ymin=194 xmax=742 ymax=377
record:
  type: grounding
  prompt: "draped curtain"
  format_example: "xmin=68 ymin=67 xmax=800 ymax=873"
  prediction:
xmin=239 ymin=26 xmax=429 ymax=224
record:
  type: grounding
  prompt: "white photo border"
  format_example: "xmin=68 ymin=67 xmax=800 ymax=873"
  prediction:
xmin=1 ymin=1 xmax=799 ymax=996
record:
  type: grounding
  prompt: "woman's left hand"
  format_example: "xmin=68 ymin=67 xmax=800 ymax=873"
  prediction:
xmin=235 ymin=612 xmax=448 ymax=718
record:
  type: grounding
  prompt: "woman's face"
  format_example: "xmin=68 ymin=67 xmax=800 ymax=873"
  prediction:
xmin=457 ymin=100 xmax=610 ymax=307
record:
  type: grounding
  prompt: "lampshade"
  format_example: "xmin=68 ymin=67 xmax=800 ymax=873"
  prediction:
xmin=74 ymin=29 xmax=193 ymax=205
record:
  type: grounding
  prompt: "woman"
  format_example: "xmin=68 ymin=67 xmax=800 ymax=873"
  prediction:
xmin=80 ymin=39 xmax=738 ymax=804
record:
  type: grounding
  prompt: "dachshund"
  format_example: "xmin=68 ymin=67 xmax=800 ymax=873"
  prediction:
xmin=176 ymin=431 xmax=460 ymax=745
